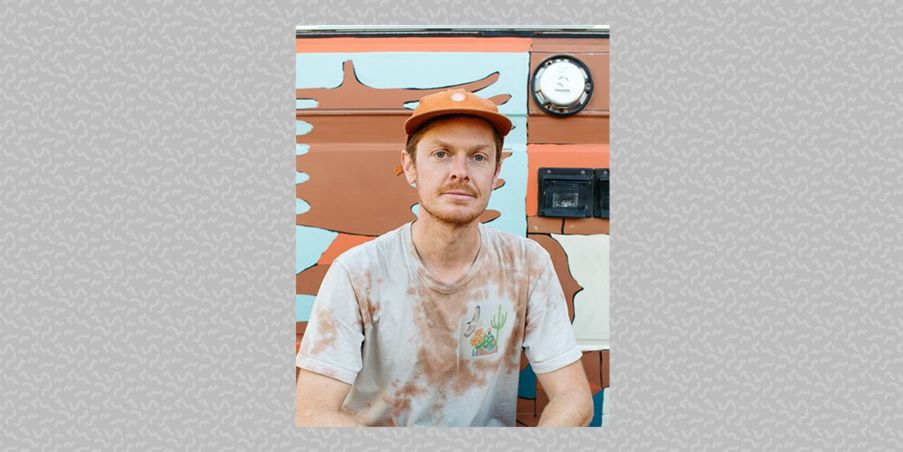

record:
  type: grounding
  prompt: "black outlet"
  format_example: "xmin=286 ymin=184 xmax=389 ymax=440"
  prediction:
xmin=538 ymin=168 xmax=594 ymax=218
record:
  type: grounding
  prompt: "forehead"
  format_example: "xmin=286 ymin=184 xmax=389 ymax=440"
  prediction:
xmin=416 ymin=116 xmax=496 ymax=148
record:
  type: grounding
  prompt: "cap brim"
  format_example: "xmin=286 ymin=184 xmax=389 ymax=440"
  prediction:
xmin=404 ymin=108 xmax=513 ymax=137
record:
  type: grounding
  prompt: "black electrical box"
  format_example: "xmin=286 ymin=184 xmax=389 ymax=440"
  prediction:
xmin=538 ymin=168 xmax=595 ymax=218
xmin=593 ymin=168 xmax=609 ymax=219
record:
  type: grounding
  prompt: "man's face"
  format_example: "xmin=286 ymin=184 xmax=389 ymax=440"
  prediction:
xmin=402 ymin=116 xmax=501 ymax=227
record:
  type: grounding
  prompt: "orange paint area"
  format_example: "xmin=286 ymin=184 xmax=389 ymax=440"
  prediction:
xmin=297 ymin=37 xmax=532 ymax=54
xmin=296 ymin=264 xmax=329 ymax=296
xmin=317 ymin=234 xmax=377 ymax=265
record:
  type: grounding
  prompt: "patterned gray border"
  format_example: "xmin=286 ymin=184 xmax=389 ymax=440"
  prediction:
xmin=2 ymin=0 xmax=901 ymax=449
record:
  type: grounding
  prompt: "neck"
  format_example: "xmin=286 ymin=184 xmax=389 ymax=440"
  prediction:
xmin=411 ymin=213 xmax=481 ymax=275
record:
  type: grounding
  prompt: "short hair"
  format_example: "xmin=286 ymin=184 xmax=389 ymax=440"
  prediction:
xmin=404 ymin=114 xmax=504 ymax=170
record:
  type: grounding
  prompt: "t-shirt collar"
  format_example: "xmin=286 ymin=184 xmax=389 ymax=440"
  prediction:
xmin=402 ymin=220 xmax=488 ymax=294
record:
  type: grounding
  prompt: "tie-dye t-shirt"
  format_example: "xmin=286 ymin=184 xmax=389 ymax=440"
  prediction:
xmin=295 ymin=221 xmax=582 ymax=427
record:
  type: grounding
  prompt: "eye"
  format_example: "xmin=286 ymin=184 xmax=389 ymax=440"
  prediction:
xmin=472 ymin=153 xmax=488 ymax=162
xmin=434 ymin=150 xmax=448 ymax=159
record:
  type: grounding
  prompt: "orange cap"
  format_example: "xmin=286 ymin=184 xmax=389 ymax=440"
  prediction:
xmin=404 ymin=89 xmax=513 ymax=138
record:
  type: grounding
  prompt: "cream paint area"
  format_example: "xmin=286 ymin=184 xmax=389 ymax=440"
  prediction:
xmin=550 ymin=233 xmax=609 ymax=350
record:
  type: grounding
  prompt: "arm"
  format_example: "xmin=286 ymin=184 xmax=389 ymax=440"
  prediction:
xmin=535 ymin=360 xmax=594 ymax=427
xmin=295 ymin=368 xmax=365 ymax=427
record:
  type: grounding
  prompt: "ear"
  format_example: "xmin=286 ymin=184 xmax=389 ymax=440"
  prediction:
xmin=400 ymin=149 xmax=417 ymax=186
xmin=492 ymin=154 xmax=503 ymax=182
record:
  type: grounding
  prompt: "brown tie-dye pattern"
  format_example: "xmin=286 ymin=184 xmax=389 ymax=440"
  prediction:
xmin=500 ymin=299 xmax=528 ymax=374
xmin=363 ymin=298 xmax=379 ymax=332
xmin=305 ymin=305 xmax=338 ymax=356
xmin=347 ymin=270 xmax=378 ymax=333
xmin=411 ymin=288 xmax=468 ymax=388
xmin=381 ymin=380 xmax=424 ymax=422
xmin=403 ymin=237 xmax=536 ymax=404
xmin=304 ymin=225 xmax=572 ymax=425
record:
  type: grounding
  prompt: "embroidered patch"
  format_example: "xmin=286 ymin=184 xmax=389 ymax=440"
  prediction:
xmin=463 ymin=304 xmax=508 ymax=357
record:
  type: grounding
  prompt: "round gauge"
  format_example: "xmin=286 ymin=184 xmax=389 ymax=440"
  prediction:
xmin=531 ymin=55 xmax=594 ymax=116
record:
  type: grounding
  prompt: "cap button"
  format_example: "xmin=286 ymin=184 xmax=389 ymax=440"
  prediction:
xmin=450 ymin=92 xmax=466 ymax=102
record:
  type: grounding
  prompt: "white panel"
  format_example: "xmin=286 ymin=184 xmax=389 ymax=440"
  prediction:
xmin=551 ymin=233 xmax=609 ymax=349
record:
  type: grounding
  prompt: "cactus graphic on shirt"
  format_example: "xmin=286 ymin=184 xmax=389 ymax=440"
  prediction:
xmin=464 ymin=304 xmax=507 ymax=356
xmin=490 ymin=304 xmax=507 ymax=339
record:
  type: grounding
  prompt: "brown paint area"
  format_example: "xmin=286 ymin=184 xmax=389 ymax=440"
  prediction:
xmin=296 ymin=60 xmax=514 ymax=236
xmin=296 ymin=264 xmax=329 ymax=296
xmin=601 ymin=350 xmax=610 ymax=389
xmin=530 ymin=37 xmax=609 ymax=53
xmin=296 ymin=142 xmax=513 ymax=236
xmin=296 ymin=145 xmax=419 ymax=235
xmin=582 ymin=351 xmax=603 ymax=394
xmin=304 ymin=304 xmax=337 ymax=356
xmin=563 ymin=218 xmax=609 ymax=235
xmin=527 ymin=216 xmax=563 ymax=234
xmin=296 ymin=60 xmax=509 ymax=110
xmin=528 ymin=114 xmax=609 ymax=145
xmin=527 ymin=234 xmax=583 ymax=322
xmin=297 ymin=37 xmax=532 ymax=54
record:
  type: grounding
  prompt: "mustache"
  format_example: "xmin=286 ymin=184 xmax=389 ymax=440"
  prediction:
xmin=439 ymin=184 xmax=477 ymax=196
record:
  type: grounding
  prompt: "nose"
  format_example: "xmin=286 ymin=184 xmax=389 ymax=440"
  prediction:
xmin=449 ymin=154 xmax=470 ymax=182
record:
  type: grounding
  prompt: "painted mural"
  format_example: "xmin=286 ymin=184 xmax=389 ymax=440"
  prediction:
xmin=295 ymin=33 xmax=610 ymax=427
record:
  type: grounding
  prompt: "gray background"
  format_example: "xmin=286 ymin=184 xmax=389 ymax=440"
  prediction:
xmin=2 ymin=0 xmax=901 ymax=449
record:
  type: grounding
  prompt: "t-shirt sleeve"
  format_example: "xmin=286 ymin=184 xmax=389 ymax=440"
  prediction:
xmin=295 ymin=260 xmax=364 ymax=385
xmin=522 ymin=247 xmax=583 ymax=374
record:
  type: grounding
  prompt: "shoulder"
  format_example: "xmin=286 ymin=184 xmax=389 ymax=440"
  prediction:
xmin=481 ymin=225 xmax=550 ymax=264
xmin=331 ymin=224 xmax=407 ymax=271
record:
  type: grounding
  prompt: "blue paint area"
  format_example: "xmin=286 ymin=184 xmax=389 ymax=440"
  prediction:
xmin=295 ymin=52 xmax=530 ymax=117
xmin=295 ymin=198 xmax=310 ymax=215
xmin=484 ymin=115 xmax=528 ymax=236
xmin=296 ymin=54 xmax=344 ymax=89
xmin=485 ymin=146 xmax=528 ymax=237
xmin=295 ymin=99 xmax=318 ymax=109
xmin=517 ymin=364 xmax=537 ymax=399
xmin=295 ymin=120 xmax=312 ymax=136
xmin=411 ymin=203 xmax=420 ymax=217
xmin=296 ymin=294 xmax=316 ymax=322
xmin=296 ymin=143 xmax=310 ymax=155
xmin=296 ymin=171 xmax=309 ymax=184
xmin=502 ymin=115 xmax=528 ymax=149
xmin=295 ymin=225 xmax=338 ymax=274
xmin=589 ymin=390 xmax=605 ymax=427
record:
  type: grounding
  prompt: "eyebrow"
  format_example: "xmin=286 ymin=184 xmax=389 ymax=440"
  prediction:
xmin=429 ymin=139 xmax=493 ymax=152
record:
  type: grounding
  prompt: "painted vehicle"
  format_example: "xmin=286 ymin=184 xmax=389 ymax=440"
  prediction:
xmin=295 ymin=26 xmax=610 ymax=427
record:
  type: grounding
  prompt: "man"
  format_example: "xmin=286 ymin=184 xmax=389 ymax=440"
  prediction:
xmin=295 ymin=88 xmax=593 ymax=427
